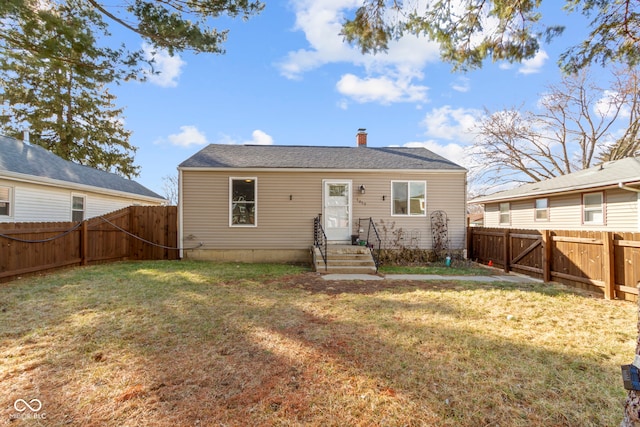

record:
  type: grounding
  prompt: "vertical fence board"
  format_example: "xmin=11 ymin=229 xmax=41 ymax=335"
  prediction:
xmin=0 ymin=206 xmax=178 ymax=282
xmin=542 ymin=230 xmax=551 ymax=282
xmin=468 ymin=227 xmax=640 ymax=300
xmin=602 ymin=231 xmax=615 ymax=299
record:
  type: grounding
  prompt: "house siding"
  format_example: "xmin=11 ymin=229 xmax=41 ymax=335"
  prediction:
xmin=483 ymin=187 xmax=639 ymax=231
xmin=0 ymin=178 xmax=163 ymax=223
xmin=180 ymin=169 xmax=466 ymax=261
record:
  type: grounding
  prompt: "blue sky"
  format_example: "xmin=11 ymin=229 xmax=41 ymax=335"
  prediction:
xmin=108 ymin=1 xmax=601 ymax=197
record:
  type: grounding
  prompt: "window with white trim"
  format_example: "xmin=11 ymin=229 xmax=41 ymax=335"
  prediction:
xmin=391 ymin=181 xmax=426 ymax=216
xmin=583 ymin=192 xmax=604 ymax=224
xmin=72 ymin=195 xmax=85 ymax=222
xmin=0 ymin=186 xmax=11 ymax=216
xmin=535 ymin=198 xmax=549 ymax=221
xmin=499 ymin=202 xmax=510 ymax=225
xmin=230 ymin=178 xmax=257 ymax=226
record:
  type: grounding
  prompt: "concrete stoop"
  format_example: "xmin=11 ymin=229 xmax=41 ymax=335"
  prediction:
xmin=312 ymin=244 xmax=377 ymax=274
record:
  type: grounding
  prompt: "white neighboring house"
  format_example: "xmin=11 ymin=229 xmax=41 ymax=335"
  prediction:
xmin=0 ymin=135 xmax=166 ymax=223
xmin=471 ymin=157 xmax=640 ymax=231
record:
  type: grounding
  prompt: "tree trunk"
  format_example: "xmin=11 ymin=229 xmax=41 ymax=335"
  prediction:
xmin=621 ymin=292 xmax=640 ymax=427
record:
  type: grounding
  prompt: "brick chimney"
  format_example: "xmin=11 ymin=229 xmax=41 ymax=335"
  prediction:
xmin=356 ymin=128 xmax=367 ymax=147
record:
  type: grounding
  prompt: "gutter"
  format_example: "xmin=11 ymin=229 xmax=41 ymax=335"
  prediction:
xmin=1 ymin=170 xmax=166 ymax=203
xmin=618 ymin=182 xmax=640 ymax=193
xmin=177 ymin=166 xmax=467 ymax=174
xmin=472 ymin=180 xmax=640 ymax=204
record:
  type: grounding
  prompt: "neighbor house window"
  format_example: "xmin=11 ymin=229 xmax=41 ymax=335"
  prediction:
xmin=391 ymin=181 xmax=426 ymax=216
xmin=583 ymin=192 xmax=604 ymax=224
xmin=230 ymin=178 xmax=257 ymax=226
xmin=499 ymin=202 xmax=510 ymax=225
xmin=72 ymin=195 xmax=85 ymax=221
xmin=0 ymin=186 xmax=11 ymax=216
xmin=535 ymin=198 xmax=549 ymax=221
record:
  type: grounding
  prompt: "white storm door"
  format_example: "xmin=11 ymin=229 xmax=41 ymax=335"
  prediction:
xmin=323 ymin=180 xmax=352 ymax=241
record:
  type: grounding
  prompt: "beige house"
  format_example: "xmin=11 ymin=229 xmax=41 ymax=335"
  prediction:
xmin=0 ymin=135 xmax=166 ymax=223
xmin=472 ymin=157 xmax=640 ymax=231
xmin=178 ymin=131 xmax=468 ymax=263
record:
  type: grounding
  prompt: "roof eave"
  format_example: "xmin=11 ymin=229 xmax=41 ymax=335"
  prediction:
xmin=0 ymin=170 xmax=167 ymax=203
xmin=178 ymin=166 xmax=467 ymax=173
xmin=471 ymin=179 xmax=640 ymax=204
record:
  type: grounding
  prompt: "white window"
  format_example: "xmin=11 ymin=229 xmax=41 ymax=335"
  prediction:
xmin=583 ymin=192 xmax=604 ymax=224
xmin=0 ymin=186 xmax=11 ymax=216
xmin=391 ymin=181 xmax=426 ymax=216
xmin=499 ymin=202 xmax=510 ymax=225
xmin=535 ymin=198 xmax=549 ymax=221
xmin=230 ymin=178 xmax=257 ymax=226
xmin=72 ymin=195 xmax=85 ymax=222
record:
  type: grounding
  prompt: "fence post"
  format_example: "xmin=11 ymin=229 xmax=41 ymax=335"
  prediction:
xmin=129 ymin=206 xmax=139 ymax=260
xmin=542 ymin=230 xmax=551 ymax=283
xmin=602 ymin=231 xmax=615 ymax=300
xmin=81 ymin=220 xmax=88 ymax=265
xmin=503 ymin=228 xmax=510 ymax=273
xmin=467 ymin=227 xmax=473 ymax=259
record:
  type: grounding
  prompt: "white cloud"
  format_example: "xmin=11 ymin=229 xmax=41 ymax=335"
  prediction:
xmin=451 ymin=77 xmax=471 ymax=93
xmin=216 ymin=130 xmax=274 ymax=145
xmin=143 ymin=43 xmax=186 ymax=87
xmin=336 ymin=74 xmax=428 ymax=104
xmin=276 ymin=0 xmax=361 ymax=79
xmin=595 ymin=90 xmax=630 ymax=118
xmin=244 ymin=130 xmax=274 ymax=145
xmin=386 ymin=106 xmax=485 ymax=169
xmin=167 ymin=126 xmax=208 ymax=147
xmin=421 ymin=106 xmax=483 ymax=143
xmin=402 ymin=140 xmax=470 ymax=166
xmin=337 ymin=99 xmax=349 ymax=110
xmin=278 ymin=0 xmax=440 ymax=105
xmin=518 ymin=49 xmax=548 ymax=75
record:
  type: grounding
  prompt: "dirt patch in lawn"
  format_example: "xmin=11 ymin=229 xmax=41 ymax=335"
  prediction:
xmin=270 ymin=272 xmax=437 ymax=294
xmin=270 ymin=272 xmax=600 ymax=298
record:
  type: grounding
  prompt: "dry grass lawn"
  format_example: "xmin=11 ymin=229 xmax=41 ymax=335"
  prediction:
xmin=0 ymin=261 xmax=636 ymax=426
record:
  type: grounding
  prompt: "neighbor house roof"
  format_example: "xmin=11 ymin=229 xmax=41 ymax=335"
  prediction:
xmin=179 ymin=144 xmax=466 ymax=171
xmin=471 ymin=157 xmax=640 ymax=204
xmin=0 ymin=135 xmax=164 ymax=201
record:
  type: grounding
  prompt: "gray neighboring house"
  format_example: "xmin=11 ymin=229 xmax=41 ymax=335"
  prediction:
xmin=472 ymin=157 xmax=640 ymax=230
xmin=0 ymin=135 xmax=166 ymax=222
xmin=178 ymin=130 xmax=468 ymax=263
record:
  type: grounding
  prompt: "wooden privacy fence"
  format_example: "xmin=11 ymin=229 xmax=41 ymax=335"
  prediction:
xmin=0 ymin=206 xmax=178 ymax=282
xmin=468 ymin=227 xmax=640 ymax=301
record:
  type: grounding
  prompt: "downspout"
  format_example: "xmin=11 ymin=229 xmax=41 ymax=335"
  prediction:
xmin=464 ymin=173 xmax=468 ymax=259
xmin=178 ymin=168 xmax=184 ymax=259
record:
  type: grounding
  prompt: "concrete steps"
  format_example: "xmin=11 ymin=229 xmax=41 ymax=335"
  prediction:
xmin=312 ymin=244 xmax=377 ymax=274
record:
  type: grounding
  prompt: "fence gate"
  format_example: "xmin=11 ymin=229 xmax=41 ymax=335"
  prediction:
xmin=468 ymin=227 xmax=640 ymax=301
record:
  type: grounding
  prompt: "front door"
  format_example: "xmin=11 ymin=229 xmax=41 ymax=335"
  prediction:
xmin=323 ymin=180 xmax=352 ymax=242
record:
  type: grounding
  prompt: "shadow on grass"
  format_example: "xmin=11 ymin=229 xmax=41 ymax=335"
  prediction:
xmin=0 ymin=261 xmax=632 ymax=426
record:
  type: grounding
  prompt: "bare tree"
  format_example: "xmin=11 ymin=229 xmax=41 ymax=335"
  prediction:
xmin=598 ymin=68 xmax=640 ymax=162
xmin=161 ymin=174 xmax=178 ymax=206
xmin=472 ymin=67 xmax=640 ymax=189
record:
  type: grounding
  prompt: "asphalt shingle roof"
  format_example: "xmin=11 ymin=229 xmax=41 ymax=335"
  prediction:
xmin=472 ymin=157 xmax=640 ymax=203
xmin=0 ymin=135 xmax=164 ymax=200
xmin=179 ymin=144 xmax=466 ymax=170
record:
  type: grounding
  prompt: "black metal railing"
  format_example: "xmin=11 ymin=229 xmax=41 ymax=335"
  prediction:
xmin=358 ymin=217 xmax=382 ymax=272
xmin=313 ymin=214 xmax=327 ymax=271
